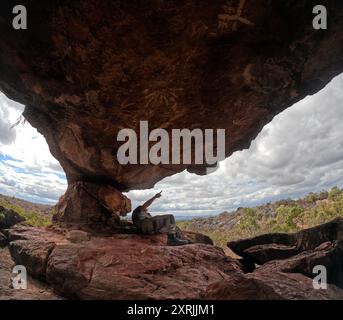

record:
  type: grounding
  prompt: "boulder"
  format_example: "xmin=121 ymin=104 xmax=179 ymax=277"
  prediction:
xmin=66 ymin=230 xmax=91 ymax=243
xmin=228 ymin=218 xmax=343 ymax=265
xmin=204 ymin=219 xmax=343 ymax=300
xmin=7 ymin=222 xmax=343 ymax=300
xmin=6 ymin=225 xmax=242 ymax=299
xmin=0 ymin=206 xmax=25 ymax=230
xmin=53 ymin=182 xmax=131 ymax=230
xmin=256 ymin=239 xmax=343 ymax=289
xmin=242 ymin=243 xmax=299 ymax=265
xmin=204 ymin=270 xmax=343 ymax=300
xmin=7 ymin=225 xmax=67 ymax=279
xmin=226 ymin=218 xmax=343 ymax=293
xmin=180 ymin=230 xmax=213 ymax=245
xmin=0 ymin=247 xmax=62 ymax=300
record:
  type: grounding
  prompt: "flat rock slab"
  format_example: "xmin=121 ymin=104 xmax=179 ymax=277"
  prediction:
xmin=244 ymin=243 xmax=299 ymax=265
xmin=0 ymin=247 xmax=62 ymax=300
xmin=7 ymin=225 xmax=241 ymax=299
xmin=204 ymin=270 xmax=343 ymax=300
xmin=7 ymin=224 xmax=343 ymax=300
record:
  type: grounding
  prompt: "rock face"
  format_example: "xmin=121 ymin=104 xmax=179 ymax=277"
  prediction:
xmin=0 ymin=247 xmax=62 ymax=300
xmin=53 ymin=181 xmax=131 ymax=230
xmin=204 ymin=269 xmax=343 ymax=300
xmin=0 ymin=205 xmax=26 ymax=247
xmin=6 ymin=224 xmax=241 ymax=299
xmin=211 ymin=217 xmax=343 ymax=299
xmin=0 ymin=206 xmax=25 ymax=230
xmin=6 ymin=220 xmax=343 ymax=300
xmin=1 ymin=1 xmax=343 ymax=225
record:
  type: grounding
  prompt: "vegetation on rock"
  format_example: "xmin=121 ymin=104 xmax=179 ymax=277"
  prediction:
xmin=0 ymin=195 xmax=51 ymax=228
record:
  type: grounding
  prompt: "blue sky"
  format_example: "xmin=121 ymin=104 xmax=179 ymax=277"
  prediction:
xmin=0 ymin=95 xmax=66 ymax=204
xmin=1 ymin=74 xmax=343 ymax=216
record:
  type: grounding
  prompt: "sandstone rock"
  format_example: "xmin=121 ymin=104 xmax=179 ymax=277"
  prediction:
xmin=7 ymin=222 xmax=343 ymax=300
xmin=7 ymin=225 xmax=242 ymax=299
xmin=9 ymin=240 xmax=56 ymax=280
xmin=228 ymin=218 xmax=343 ymax=267
xmin=243 ymin=243 xmax=298 ymax=265
xmin=46 ymin=240 xmax=240 ymax=299
xmin=0 ymin=232 xmax=7 ymax=247
xmin=7 ymin=225 xmax=67 ymax=279
xmin=257 ymin=239 xmax=343 ymax=289
xmin=204 ymin=218 xmax=343 ymax=299
xmin=66 ymin=230 xmax=90 ymax=243
xmin=1 ymin=1 xmax=343 ymax=225
xmin=176 ymin=229 xmax=213 ymax=245
xmin=53 ymin=181 xmax=131 ymax=229
xmin=0 ymin=206 xmax=24 ymax=230
xmin=0 ymin=247 xmax=62 ymax=300
xmin=204 ymin=270 xmax=343 ymax=300
xmin=226 ymin=218 xmax=343 ymax=293
xmin=204 ymin=273 xmax=284 ymax=300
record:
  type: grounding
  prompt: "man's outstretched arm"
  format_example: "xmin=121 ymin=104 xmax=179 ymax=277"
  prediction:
xmin=142 ymin=191 xmax=162 ymax=210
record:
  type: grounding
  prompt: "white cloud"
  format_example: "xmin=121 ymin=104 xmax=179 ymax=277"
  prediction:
xmin=0 ymin=94 xmax=18 ymax=145
xmin=0 ymin=93 xmax=67 ymax=204
xmin=127 ymin=74 xmax=343 ymax=217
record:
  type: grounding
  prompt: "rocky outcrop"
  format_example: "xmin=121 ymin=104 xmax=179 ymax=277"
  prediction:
xmin=217 ymin=218 xmax=343 ymax=298
xmin=53 ymin=182 xmax=131 ymax=230
xmin=1 ymin=1 xmax=343 ymax=226
xmin=0 ymin=206 xmax=25 ymax=247
xmin=177 ymin=230 xmax=213 ymax=246
xmin=228 ymin=218 xmax=343 ymax=267
xmin=6 ymin=224 xmax=240 ymax=299
xmin=0 ymin=206 xmax=24 ymax=230
xmin=0 ymin=247 xmax=62 ymax=300
xmin=6 ymin=220 xmax=343 ymax=300
xmin=204 ymin=270 xmax=343 ymax=300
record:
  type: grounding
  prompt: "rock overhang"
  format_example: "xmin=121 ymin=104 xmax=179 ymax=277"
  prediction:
xmin=0 ymin=0 xmax=343 ymax=223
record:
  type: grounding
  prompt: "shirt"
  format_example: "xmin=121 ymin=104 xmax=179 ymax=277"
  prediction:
xmin=132 ymin=206 xmax=149 ymax=226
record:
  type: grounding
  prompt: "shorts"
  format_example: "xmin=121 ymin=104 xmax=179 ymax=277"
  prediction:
xmin=136 ymin=214 xmax=176 ymax=235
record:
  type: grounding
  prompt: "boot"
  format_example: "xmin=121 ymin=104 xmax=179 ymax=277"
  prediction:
xmin=167 ymin=233 xmax=189 ymax=246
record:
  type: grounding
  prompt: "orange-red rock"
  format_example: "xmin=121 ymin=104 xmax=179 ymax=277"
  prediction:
xmin=1 ymin=1 xmax=343 ymax=225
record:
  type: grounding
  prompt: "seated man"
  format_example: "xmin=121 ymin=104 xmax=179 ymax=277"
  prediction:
xmin=132 ymin=191 xmax=189 ymax=246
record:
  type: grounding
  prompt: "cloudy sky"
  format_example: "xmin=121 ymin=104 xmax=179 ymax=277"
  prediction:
xmin=1 ymin=74 xmax=343 ymax=217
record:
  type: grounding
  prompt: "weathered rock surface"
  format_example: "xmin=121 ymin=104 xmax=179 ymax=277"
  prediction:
xmin=204 ymin=270 xmax=343 ymax=300
xmin=6 ymin=221 xmax=343 ymax=300
xmin=0 ymin=232 xmax=7 ymax=247
xmin=1 ymin=1 xmax=343 ymax=225
xmin=0 ymin=247 xmax=62 ymax=300
xmin=218 ymin=218 xmax=343 ymax=298
xmin=228 ymin=217 xmax=343 ymax=266
xmin=7 ymin=224 xmax=236 ymax=299
xmin=177 ymin=229 xmax=213 ymax=245
xmin=53 ymin=181 xmax=132 ymax=230
xmin=0 ymin=205 xmax=25 ymax=230
xmin=65 ymin=229 xmax=91 ymax=243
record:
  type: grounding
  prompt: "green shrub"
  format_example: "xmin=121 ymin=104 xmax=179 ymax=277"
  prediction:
xmin=177 ymin=187 xmax=343 ymax=249
xmin=328 ymin=186 xmax=342 ymax=200
xmin=0 ymin=198 xmax=51 ymax=228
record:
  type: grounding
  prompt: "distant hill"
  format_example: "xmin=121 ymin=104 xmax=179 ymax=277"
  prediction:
xmin=0 ymin=194 xmax=51 ymax=215
xmin=177 ymin=187 xmax=343 ymax=248
xmin=0 ymin=194 xmax=52 ymax=227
